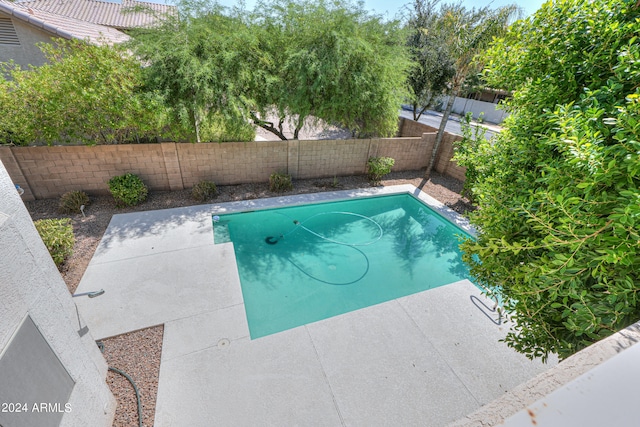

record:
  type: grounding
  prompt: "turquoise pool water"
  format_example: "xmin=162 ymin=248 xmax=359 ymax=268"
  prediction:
xmin=214 ymin=194 xmax=473 ymax=339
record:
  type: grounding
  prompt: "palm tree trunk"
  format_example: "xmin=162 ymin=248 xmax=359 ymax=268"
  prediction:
xmin=424 ymin=85 xmax=459 ymax=179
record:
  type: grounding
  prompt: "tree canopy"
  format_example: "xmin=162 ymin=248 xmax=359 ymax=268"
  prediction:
xmin=405 ymin=0 xmax=455 ymax=121
xmin=423 ymin=2 xmax=519 ymax=178
xmin=258 ymin=0 xmax=409 ymax=138
xmin=130 ymin=0 xmax=409 ymax=141
xmin=457 ymin=0 xmax=640 ymax=360
xmin=128 ymin=3 xmax=258 ymax=142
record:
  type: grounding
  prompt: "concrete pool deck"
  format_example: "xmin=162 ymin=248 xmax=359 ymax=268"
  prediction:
xmin=74 ymin=185 xmax=556 ymax=426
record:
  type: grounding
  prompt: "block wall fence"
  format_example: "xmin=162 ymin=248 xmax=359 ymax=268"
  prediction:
xmin=0 ymin=118 xmax=466 ymax=201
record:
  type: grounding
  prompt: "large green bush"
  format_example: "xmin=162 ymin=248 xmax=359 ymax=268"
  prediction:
xmin=0 ymin=39 xmax=171 ymax=145
xmin=458 ymin=0 xmax=640 ymax=360
xmin=34 ymin=218 xmax=75 ymax=268
xmin=108 ymin=173 xmax=148 ymax=207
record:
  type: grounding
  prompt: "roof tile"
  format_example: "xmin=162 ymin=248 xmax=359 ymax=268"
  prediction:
xmin=0 ymin=0 xmax=130 ymax=44
xmin=19 ymin=0 xmax=174 ymax=29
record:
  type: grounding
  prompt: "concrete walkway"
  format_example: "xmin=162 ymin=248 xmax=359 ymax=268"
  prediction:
xmin=74 ymin=186 xmax=555 ymax=426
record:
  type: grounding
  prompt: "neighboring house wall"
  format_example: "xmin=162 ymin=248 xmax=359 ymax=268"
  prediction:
xmin=0 ymin=13 xmax=52 ymax=68
xmin=440 ymin=95 xmax=509 ymax=124
xmin=0 ymin=160 xmax=116 ymax=426
xmin=0 ymin=118 xmax=467 ymax=200
xmin=0 ymin=0 xmax=129 ymax=69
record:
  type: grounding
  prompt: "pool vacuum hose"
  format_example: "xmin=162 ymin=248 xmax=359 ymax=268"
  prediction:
xmin=265 ymin=212 xmax=382 ymax=246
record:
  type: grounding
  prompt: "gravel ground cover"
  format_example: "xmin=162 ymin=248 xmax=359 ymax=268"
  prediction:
xmin=100 ymin=326 xmax=163 ymax=427
xmin=24 ymin=169 xmax=470 ymax=426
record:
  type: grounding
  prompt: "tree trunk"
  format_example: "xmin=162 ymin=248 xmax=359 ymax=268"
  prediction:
xmin=424 ymin=86 xmax=458 ymax=179
xmin=293 ymin=115 xmax=305 ymax=140
xmin=194 ymin=113 xmax=201 ymax=143
xmin=413 ymin=94 xmax=432 ymax=122
xmin=250 ymin=112 xmax=288 ymax=140
xmin=193 ymin=97 xmax=201 ymax=143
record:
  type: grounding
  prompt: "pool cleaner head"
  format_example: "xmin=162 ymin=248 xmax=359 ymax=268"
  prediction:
xmin=266 ymin=219 xmax=300 ymax=244
xmin=265 ymin=235 xmax=282 ymax=245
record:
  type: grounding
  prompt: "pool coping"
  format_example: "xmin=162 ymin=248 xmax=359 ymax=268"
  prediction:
xmin=208 ymin=184 xmax=476 ymax=236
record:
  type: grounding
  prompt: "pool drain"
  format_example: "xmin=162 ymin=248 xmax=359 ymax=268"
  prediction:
xmin=217 ymin=338 xmax=230 ymax=348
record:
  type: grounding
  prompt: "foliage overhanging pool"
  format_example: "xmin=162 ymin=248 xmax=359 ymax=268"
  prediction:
xmin=214 ymin=193 xmax=474 ymax=339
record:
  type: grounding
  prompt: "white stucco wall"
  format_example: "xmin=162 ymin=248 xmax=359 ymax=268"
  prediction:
xmin=440 ymin=96 xmax=509 ymax=124
xmin=0 ymin=160 xmax=115 ymax=426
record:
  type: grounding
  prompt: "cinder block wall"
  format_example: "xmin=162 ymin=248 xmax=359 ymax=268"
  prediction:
xmin=397 ymin=118 xmax=467 ymax=181
xmin=436 ymin=132 xmax=466 ymax=182
xmin=177 ymin=141 xmax=288 ymax=187
xmin=295 ymin=139 xmax=371 ymax=179
xmin=0 ymin=117 xmax=467 ymax=200
xmin=3 ymin=145 xmax=170 ymax=199
xmin=371 ymin=137 xmax=432 ymax=172
xmin=398 ymin=117 xmax=439 ymax=136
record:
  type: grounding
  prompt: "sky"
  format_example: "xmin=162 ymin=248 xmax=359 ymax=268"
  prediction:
xmin=186 ymin=0 xmax=548 ymax=19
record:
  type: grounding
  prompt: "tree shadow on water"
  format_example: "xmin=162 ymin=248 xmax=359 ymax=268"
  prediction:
xmin=232 ymin=218 xmax=369 ymax=289
xmin=367 ymin=206 xmax=471 ymax=281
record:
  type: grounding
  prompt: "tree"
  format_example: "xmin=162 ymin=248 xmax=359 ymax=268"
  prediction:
xmin=127 ymin=1 xmax=257 ymax=142
xmin=0 ymin=39 xmax=168 ymax=145
xmin=423 ymin=3 xmax=519 ymax=179
xmin=128 ymin=0 xmax=408 ymax=142
xmin=457 ymin=0 xmax=640 ymax=360
xmin=405 ymin=0 xmax=455 ymax=121
xmin=250 ymin=0 xmax=410 ymax=140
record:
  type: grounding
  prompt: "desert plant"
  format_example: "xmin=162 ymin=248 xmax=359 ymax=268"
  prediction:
xmin=58 ymin=190 xmax=90 ymax=214
xmin=269 ymin=172 xmax=293 ymax=192
xmin=108 ymin=173 xmax=148 ymax=207
xmin=367 ymin=156 xmax=395 ymax=185
xmin=34 ymin=218 xmax=75 ymax=268
xmin=191 ymin=180 xmax=218 ymax=202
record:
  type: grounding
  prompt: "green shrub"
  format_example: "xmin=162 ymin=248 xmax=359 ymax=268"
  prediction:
xmin=269 ymin=172 xmax=293 ymax=192
xmin=191 ymin=180 xmax=218 ymax=202
xmin=34 ymin=218 xmax=75 ymax=268
xmin=58 ymin=190 xmax=90 ymax=214
xmin=367 ymin=156 xmax=395 ymax=185
xmin=108 ymin=173 xmax=148 ymax=207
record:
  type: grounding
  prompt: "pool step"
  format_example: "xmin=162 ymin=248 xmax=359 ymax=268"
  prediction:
xmin=214 ymin=222 xmax=231 ymax=244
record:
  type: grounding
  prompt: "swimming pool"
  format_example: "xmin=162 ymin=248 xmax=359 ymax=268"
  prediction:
xmin=214 ymin=193 xmax=474 ymax=339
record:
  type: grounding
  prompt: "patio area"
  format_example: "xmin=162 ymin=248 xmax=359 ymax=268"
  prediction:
xmin=74 ymin=185 xmax=556 ymax=426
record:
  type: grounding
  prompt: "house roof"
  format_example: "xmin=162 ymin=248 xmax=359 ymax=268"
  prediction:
xmin=0 ymin=0 xmax=130 ymax=44
xmin=18 ymin=0 xmax=174 ymax=30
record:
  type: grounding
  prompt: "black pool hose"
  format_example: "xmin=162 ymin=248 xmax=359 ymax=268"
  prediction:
xmin=97 ymin=341 xmax=143 ymax=427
